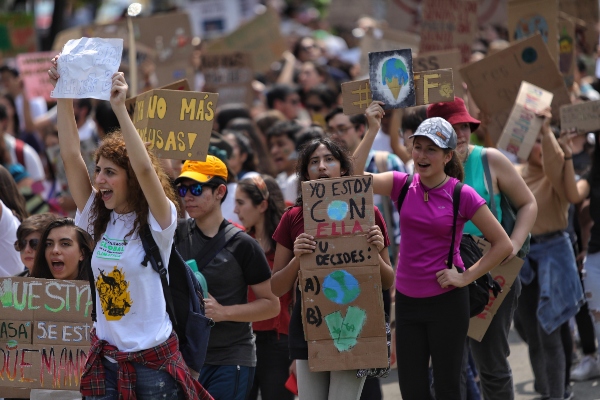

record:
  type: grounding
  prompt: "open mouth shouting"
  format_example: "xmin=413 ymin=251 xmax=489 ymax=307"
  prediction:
xmin=100 ymin=189 xmax=113 ymax=201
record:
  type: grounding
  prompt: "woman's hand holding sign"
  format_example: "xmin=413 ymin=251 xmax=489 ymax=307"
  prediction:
xmin=294 ymin=233 xmax=316 ymax=258
xmin=367 ymin=225 xmax=385 ymax=252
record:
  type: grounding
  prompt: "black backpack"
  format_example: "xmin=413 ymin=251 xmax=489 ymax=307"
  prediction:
xmin=397 ymin=175 xmax=501 ymax=317
xmin=86 ymin=226 xmax=215 ymax=374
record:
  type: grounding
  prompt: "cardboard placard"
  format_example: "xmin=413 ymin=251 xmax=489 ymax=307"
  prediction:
xmin=0 ymin=13 xmax=36 ymax=57
xmin=0 ymin=277 xmax=93 ymax=323
xmin=467 ymin=236 xmax=524 ymax=341
xmin=497 ymin=81 xmax=554 ymax=159
xmin=0 ymin=278 xmax=91 ymax=392
xmin=16 ymin=52 xmax=56 ymax=102
xmin=0 ymin=343 xmax=88 ymax=389
xmin=359 ymin=28 xmax=420 ymax=77
xmin=0 ymin=320 xmax=32 ymax=344
xmin=560 ymin=100 xmax=600 ymax=133
xmin=326 ymin=0 xmax=378 ymax=30
xmin=53 ymin=12 xmax=194 ymax=88
xmin=206 ymin=7 xmax=286 ymax=73
xmin=132 ymin=89 xmax=218 ymax=161
xmin=414 ymin=49 xmax=464 ymax=98
xmin=300 ymin=176 xmax=387 ymax=371
xmin=420 ymin=0 xmax=479 ymax=63
xmin=302 ymin=176 xmax=375 ymax=238
xmin=559 ymin=0 xmax=599 ymax=55
xmin=369 ymin=49 xmax=415 ymax=109
xmin=460 ymin=34 xmax=570 ymax=144
xmin=508 ymin=0 xmax=559 ymax=63
xmin=33 ymin=321 xmax=91 ymax=345
xmin=201 ymin=51 xmax=254 ymax=106
xmin=342 ymin=69 xmax=454 ymax=115
xmin=183 ymin=0 xmax=259 ymax=39
xmin=125 ymin=79 xmax=191 ymax=116
xmin=558 ymin=13 xmax=576 ymax=87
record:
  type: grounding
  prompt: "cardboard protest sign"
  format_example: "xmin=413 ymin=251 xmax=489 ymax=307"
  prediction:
xmin=559 ymin=0 xmax=599 ymax=54
xmin=460 ymin=34 xmax=570 ymax=143
xmin=53 ymin=12 xmax=193 ymax=88
xmin=420 ymin=0 xmax=479 ymax=63
xmin=16 ymin=52 xmax=55 ymax=102
xmin=560 ymin=100 xmax=600 ymax=133
xmin=201 ymin=51 xmax=254 ymax=106
xmin=414 ymin=49 xmax=464 ymax=98
xmin=327 ymin=0 xmax=378 ymax=30
xmin=497 ymin=82 xmax=554 ymax=159
xmin=558 ymin=12 xmax=576 ymax=87
xmin=51 ymin=38 xmax=123 ymax=101
xmin=125 ymin=79 xmax=191 ymax=117
xmin=206 ymin=7 xmax=287 ymax=73
xmin=132 ymin=89 xmax=218 ymax=161
xmin=369 ymin=49 xmax=415 ymax=109
xmin=359 ymin=28 xmax=420 ymax=77
xmin=0 ymin=277 xmax=91 ymax=393
xmin=508 ymin=0 xmax=559 ymax=63
xmin=342 ymin=69 xmax=454 ymax=115
xmin=468 ymin=237 xmax=523 ymax=341
xmin=300 ymin=176 xmax=387 ymax=372
xmin=184 ymin=0 xmax=259 ymax=39
xmin=0 ymin=13 xmax=36 ymax=57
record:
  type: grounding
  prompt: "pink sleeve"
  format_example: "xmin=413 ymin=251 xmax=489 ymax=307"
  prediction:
xmin=390 ymin=171 xmax=410 ymax=205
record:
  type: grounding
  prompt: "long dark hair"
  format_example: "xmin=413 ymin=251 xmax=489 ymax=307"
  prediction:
xmin=237 ymin=175 xmax=284 ymax=253
xmin=294 ymin=138 xmax=353 ymax=206
xmin=31 ymin=218 xmax=94 ymax=280
xmin=444 ymin=149 xmax=464 ymax=182
xmin=0 ymin=164 xmax=27 ymax=221
xmin=89 ymin=133 xmax=179 ymax=243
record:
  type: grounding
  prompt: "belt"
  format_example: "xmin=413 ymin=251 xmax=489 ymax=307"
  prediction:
xmin=530 ymin=230 xmax=563 ymax=244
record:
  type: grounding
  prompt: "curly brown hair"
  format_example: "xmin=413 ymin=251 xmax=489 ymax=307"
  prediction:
xmin=89 ymin=132 xmax=179 ymax=242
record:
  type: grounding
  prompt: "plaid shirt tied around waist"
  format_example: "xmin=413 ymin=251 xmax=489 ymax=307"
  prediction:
xmin=80 ymin=330 xmax=213 ymax=400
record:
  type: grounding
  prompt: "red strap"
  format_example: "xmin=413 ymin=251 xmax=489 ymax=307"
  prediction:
xmin=14 ymin=138 xmax=25 ymax=166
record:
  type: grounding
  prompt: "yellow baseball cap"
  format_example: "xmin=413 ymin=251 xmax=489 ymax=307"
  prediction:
xmin=175 ymin=156 xmax=228 ymax=184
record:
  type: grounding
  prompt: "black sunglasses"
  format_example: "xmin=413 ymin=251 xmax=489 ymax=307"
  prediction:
xmin=14 ymin=238 xmax=40 ymax=252
xmin=178 ymin=182 xmax=204 ymax=197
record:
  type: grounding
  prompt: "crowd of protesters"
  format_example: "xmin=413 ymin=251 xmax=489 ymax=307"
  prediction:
xmin=0 ymin=3 xmax=600 ymax=400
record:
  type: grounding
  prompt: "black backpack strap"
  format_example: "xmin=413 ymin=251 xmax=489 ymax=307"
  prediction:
xmin=396 ymin=174 xmax=414 ymax=211
xmin=447 ymin=182 xmax=463 ymax=269
xmin=194 ymin=224 xmax=242 ymax=271
xmin=140 ymin=227 xmax=178 ymax=326
xmin=481 ymin=148 xmax=498 ymax=220
xmin=84 ymin=256 xmax=97 ymax=322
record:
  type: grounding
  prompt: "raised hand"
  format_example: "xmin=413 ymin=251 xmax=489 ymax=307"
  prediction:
xmin=109 ymin=72 xmax=128 ymax=110
xmin=48 ymin=55 xmax=61 ymax=88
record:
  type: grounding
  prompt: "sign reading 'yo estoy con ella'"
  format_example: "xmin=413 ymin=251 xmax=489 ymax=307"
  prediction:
xmin=300 ymin=175 xmax=387 ymax=372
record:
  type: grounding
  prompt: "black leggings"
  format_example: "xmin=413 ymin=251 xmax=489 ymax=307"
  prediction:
xmin=395 ymin=287 xmax=470 ymax=400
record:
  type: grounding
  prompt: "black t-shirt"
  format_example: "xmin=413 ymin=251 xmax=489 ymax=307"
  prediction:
xmin=586 ymin=133 xmax=600 ymax=254
xmin=175 ymin=219 xmax=272 ymax=366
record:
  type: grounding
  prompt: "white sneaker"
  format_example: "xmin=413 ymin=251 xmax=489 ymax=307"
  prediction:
xmin=571 ymin=355 xmax=600 ymax=381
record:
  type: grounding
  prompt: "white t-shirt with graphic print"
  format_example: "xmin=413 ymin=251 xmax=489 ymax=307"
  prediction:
xmin=75 ymin=190 xmax=177 ymax=352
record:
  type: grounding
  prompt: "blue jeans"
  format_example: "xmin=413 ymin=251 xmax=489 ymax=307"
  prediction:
xmin=86 ymin=357 xmax=183 ymax=400
xmin=199 ymin=364 xmax=255 ymax=400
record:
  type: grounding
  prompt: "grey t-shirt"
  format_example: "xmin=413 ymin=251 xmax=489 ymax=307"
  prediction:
xmin=175 ymin=219 xmax=272 ymax=366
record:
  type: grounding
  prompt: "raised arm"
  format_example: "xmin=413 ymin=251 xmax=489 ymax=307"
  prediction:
xmin=490 ymin=148 xmax=538 ymax=261
xmin=109 ymin=73 xmax=172 ymax=229
xmin=49 ymin=57 xmax=93 ymax=211
xmin=353 ymin=101 xmax=384 ymax=175
xmin=557 ymin=130 xmax=583 ymax=204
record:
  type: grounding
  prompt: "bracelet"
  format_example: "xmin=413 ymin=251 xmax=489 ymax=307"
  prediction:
xmin=564 ymin=156 xmax=572 ymax=160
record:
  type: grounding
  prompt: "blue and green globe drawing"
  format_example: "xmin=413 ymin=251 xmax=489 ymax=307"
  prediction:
xmin=382 ymin=58 xmax=409 ymax=99
xmin=323 ymin=270 xmax=361 ymax=305
xmin=327 ymin=200 xmax=348 ymax=221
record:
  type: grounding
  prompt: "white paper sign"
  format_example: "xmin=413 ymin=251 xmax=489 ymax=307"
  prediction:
xmin=51 ymin=37 xmax=123 ymax=100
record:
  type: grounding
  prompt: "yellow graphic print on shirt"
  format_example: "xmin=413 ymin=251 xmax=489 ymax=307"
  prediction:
xmin=96 ymin=266 xmax=133 ymax=321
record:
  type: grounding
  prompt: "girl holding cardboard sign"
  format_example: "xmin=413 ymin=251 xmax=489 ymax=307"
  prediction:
xmin=48 ymin=58 xmax=212 ymax=400
xmin=353 ymin=101 xmax=512 ymax=399
xmin=270 ymin=137 xmax=395 ymax=400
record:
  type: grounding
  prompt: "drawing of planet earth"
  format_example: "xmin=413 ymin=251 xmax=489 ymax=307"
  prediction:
xmin=327 ymin=200 xmax=348 ymax=221
xmin=382 ymin=58 xmax=409 ymax=100
xmin=323 ymin=270 xmax=361 ymax=305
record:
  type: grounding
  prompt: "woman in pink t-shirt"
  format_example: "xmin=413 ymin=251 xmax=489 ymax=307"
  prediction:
xmin=353 ymin=102 xmax=512 ymax=399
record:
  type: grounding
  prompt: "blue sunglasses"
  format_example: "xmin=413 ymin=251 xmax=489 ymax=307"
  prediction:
xmin=177 ymin=182 xmax=203 ymax=197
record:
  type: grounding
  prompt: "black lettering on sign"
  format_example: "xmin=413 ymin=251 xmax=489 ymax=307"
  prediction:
xmin=0 ymin=321 xmax=29 ymax=340
xmin=304 ymin=276 xmax=320 ymax=295
xmin=318 ymin=241 xmax=328 ymax=253
xmin=310 ymin=200 xmax=325 ymax=223
xmin=306 ymin=306 xmax=322 ymax=327
xmin=349 ymin=197 xmax=366 ymax=219
xmin=309 ymin=182 xmax=325 ymax=198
